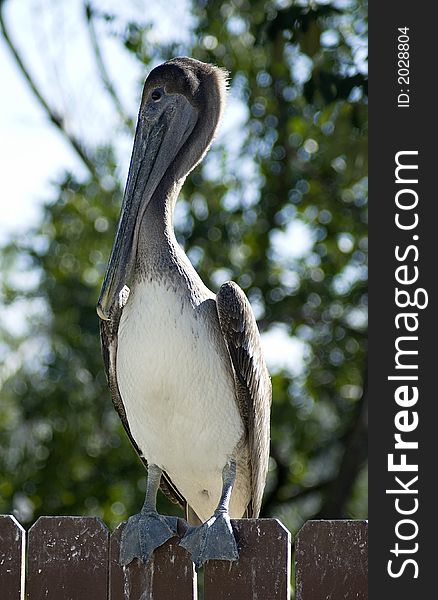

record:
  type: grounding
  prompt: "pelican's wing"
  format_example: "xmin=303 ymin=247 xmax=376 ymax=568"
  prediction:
xmin=216 ymin=281 xmax=271 ymax=517
xmin=100 ymin=314 xmax=186 ymax=509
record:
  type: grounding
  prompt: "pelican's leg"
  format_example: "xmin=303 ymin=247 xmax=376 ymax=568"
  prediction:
xmin=120 ymin=464 xmax=179 ymax=565
xmin=180 ymin=460 xmax=239 ymax=568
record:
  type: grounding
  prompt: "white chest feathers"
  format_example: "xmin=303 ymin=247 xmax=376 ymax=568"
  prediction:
xmin=116 ymin=278 xmax=247 ymax=520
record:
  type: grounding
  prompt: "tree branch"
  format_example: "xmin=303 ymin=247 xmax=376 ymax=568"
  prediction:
xmin=0 ymin=2 xmax=97 ymax=178
xmin=84 ymin=2 xmax=134 ymax=133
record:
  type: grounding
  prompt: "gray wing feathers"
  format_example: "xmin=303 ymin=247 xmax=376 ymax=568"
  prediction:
xmin=216 ymin=281 xmax=271 ymax=518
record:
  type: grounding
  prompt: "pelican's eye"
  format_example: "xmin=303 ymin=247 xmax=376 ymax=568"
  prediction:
xmin=151 ymin=88 xmax=163 ymax=102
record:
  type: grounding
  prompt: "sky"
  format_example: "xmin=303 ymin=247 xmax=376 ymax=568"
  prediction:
xmin=0 ymin=31 xmax=77 ymax=240
xmin=0 ymin=0 xmax=307 ymax=375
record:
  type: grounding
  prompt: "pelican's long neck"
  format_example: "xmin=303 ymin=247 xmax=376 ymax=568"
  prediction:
xmin=135 ymin=172 xmax=183 ymax=265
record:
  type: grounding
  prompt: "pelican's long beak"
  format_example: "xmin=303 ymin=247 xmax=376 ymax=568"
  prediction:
xmin=97 ymin=95 xmax=197 ymax=320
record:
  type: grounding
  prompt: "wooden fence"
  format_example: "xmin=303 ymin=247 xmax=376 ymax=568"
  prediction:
xmin=0 ymin=515 xmax=367 ymax=599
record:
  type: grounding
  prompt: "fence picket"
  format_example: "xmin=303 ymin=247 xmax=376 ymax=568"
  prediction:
xmin=0 ymin=514 xmax=371 ymax=599
xmin=204 ymin=519 xmax=291 ymax=600
xmin=26 ymin=516 xmax=109 ymax=599
xmin=109 ymin=519 xmax=196 ymax=600
xmin=0 ymin=515 xmax=25 ymax=600
xmin=295 ymin=519 xmax=368 ymax=600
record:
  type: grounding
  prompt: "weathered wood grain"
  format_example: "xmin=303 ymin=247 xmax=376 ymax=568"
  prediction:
xmin=204 ymin=519 xmax=291 ymax=599
xmin=26 ymin=516 xmax=109 ymax=599
xmin=295 ymin=519 xmax=368 ymax=600
xmin=0 ymin=515 xmax=25 ymax=600
xmin=0 ymin=514 xmax=370 ymax=599
xmin=109 ymin=519 xmax=196 ymax=600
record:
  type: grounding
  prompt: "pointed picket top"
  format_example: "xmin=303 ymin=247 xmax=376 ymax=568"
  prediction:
xmin=0 ymin=515 xmax=25 ymax=600
xmin=295 ymin=519 xmax=368 ymax=600
xmin=27 ymin=515 xmax=109 ymax=600
xmin=0 ymin=514 xmax=371 ymax=599
xmin=204 ymin=518 xmax=292 ymax=600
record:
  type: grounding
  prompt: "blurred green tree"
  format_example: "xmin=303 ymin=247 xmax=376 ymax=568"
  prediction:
xmin=0 ymin=0 xmax=367 ymax=533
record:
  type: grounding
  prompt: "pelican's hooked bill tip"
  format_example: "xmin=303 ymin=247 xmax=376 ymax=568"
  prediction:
xmin=96 ymin=285 xmax=130 ymax=321
xmin=96 ymin=303 xmax=110 ymax=321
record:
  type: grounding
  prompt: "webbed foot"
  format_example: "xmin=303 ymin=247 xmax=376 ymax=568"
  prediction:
xmin=120 ymin=511 xmax=179 ymax=565
xmin=180 ymin=510 xmax=239 ymax=568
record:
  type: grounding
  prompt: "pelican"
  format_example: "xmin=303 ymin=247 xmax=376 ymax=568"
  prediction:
xmin=97 ymin=57 xmax=271 ymax=568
